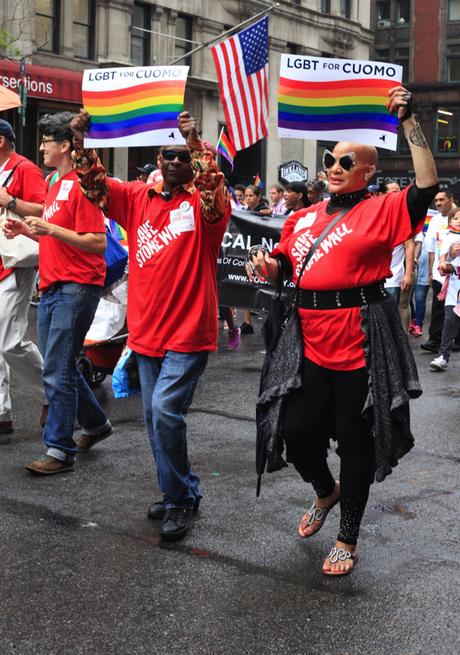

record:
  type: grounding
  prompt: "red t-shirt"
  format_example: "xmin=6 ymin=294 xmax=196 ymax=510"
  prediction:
xmin=38 ymin=170 xmax=106 ymax=290
xmin=0 ymin=152 xmax=46 ymax=282
xmin=107 ymin=179 xmax=230 ymax=357
xmin=272 ymin=188 xmax=422 ymax=371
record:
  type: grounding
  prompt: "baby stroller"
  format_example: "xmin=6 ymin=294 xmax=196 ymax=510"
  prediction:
xmin=76 ymin=290 xmax=128 ymax=388
xmin=77 ymin=332 xmax=128 ymax=387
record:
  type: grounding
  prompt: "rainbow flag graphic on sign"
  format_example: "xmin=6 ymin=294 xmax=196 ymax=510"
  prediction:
xmin=82 ymin=66 xmax=189 ymax=148
xmin=278 ymin=56 xmax=402 ymax=151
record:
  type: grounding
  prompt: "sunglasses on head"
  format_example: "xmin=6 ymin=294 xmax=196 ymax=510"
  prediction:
xmin=322 ymin=149 xmax=356 ymax=172
xmin=161 ymin=149 xmax=191 ymax=163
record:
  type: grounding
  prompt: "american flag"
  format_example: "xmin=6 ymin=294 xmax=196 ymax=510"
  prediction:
xmin=211 ymin=17 xmax=269 ymax=151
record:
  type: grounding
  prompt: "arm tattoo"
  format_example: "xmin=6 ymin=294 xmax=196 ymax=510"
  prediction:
xmin=408 ymin=122 xmax=428 ymax=149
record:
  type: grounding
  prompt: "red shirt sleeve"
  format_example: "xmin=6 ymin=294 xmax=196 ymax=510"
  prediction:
xmin=73 ymin=186 xmax=106 ymax=234
xmin=271 ymin=208 xmax=309 ymax=258
xmin=11 ymin=160 xmax=46 ymax=204
xmin=375 ymin=186 xmax=416 ymax=247
xmin=107 ymin=178 xmax=142 ymax=230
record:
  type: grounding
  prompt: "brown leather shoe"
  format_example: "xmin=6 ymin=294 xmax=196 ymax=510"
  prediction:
xmin=25 ymin=455 xmax=74 ymax=475
xmin=0 ymin=420 xmax=13 ymax=434
xmin=74 ymin=425 xmax=113 ymax=453
xmin=40 ymin=405 xmax=49 ymax=429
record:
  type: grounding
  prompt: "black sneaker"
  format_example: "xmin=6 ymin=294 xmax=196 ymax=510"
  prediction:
xmin=420 ymin=340 xmax=440 ymax=353
xmin=160 ymin=507 xmax=193 ymax=541
xmin=148 ymin=497 xmax=200 ymax=521
xmin=240 ymin=322 xmax=254 ymax=335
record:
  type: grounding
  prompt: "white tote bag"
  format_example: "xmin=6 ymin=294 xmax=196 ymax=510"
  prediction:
xmin=0 ymin=207 xmax=39 ymax=268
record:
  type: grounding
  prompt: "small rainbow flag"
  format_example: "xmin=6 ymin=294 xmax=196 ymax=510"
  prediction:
xmin=254 ymin=173 xmax=262 ymax=189
xmin=109 ymin=219 xmax=128 ymax=247
xmin=82 ymin=66 xmax=189 ymax=148
xmin=278 ymin=56 xmax=402 ymax=151
xmin=423 ymin=209 xmax=437 ymax=234
xmin=216 ymin=128 xmax=236 ymax=170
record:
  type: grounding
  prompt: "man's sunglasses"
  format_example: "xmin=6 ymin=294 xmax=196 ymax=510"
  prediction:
xmin=322 ymin=149 xmax=356 ymax=172
xmin=161 ymin=149 xmax=191 ymax=163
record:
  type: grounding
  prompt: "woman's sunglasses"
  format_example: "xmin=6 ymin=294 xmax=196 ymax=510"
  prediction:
xmin=322 ymin=149 xmax=356 ymax=172
xmin=161 ymin=149 xmax=191 ymax=163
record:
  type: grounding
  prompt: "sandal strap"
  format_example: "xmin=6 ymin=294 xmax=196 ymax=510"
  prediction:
xmin=327 ymin=547 xmax=355 ymax=564
xmin=306 ymin=502 xmax=329 ymax=526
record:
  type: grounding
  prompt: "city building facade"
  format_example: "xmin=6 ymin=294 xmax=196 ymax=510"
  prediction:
xmin=372 ymin=0 xmax=460 ymax=197
xmin=1 ymin=0 xmax=372 ymax=186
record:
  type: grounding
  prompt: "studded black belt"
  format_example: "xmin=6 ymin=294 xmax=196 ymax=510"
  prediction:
xmin=296 ymin=281 xmax=389 ymax=310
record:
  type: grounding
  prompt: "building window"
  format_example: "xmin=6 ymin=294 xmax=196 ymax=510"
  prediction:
xmin=376 ymin=0 xmax=390 ymax=26
xmin=396 ymin=0 xmax=410 ymax=24
xmin=321 ymin=1 xmax=331 ymax=13
xmin=175 ymin=15 xmax=193 ymax=68
xmin=36 ymin=0 xmax=59 ymax=53
xmin=394 ymin=47 xmax=409 ymax=81
xmin=448 ymin=0 xmax=460 ymax=20
xmin=340 ymin=0 xmax=352 ymax=18
xmin=131 ymin=3 xmax=151 ymax=66
xmin=435 ymin=107 xmax=459 ymax=154
xmin=447 ymin=44 xmax=460 ymax=80
xmin=375 ymin=48 xmax=390 ymax=60
xmin=73 ymin=0 xmax=95 ymax=59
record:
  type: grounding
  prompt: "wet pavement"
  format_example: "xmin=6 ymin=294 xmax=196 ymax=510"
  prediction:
xmin=0 ymin=308 xmax=459 ymax=655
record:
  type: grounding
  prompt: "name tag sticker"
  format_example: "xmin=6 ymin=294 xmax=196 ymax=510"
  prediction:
xmin=170 ymin=202 xmax=195 ymax=232
xmin=294 ymin=212 xmax=317 ymax=233
xmin=56 ymin=180 xmax=74 ymax=201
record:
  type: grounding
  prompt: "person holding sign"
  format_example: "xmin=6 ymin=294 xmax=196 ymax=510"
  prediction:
xmin=70 ymin=110 xmax=231 ymax=542
xmin=246 ymin=86 xmax=438 ymax=576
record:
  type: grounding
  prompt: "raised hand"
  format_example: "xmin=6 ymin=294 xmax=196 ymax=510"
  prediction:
xmin=70 ymin=109 xmax=91 ymax=144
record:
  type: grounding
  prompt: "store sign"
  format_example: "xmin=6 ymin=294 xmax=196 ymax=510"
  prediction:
xmin=375 ymin=171 xmax=460 ymax=197
xmin=279 ymin=160 xmax=308 ymax=184
xmin=0 ymin=59 xmax=82 ymax=104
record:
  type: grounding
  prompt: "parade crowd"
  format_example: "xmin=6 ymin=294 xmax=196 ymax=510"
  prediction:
xmin=0 ymin=84 xmax=457 ymax=576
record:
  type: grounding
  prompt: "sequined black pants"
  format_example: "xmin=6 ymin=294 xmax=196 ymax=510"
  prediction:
xmin=283 ymin=357 xmax=375 ymax=546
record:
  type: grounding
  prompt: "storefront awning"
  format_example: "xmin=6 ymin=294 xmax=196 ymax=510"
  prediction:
xmin=0 ymin=60 xmax=83 ymax=104
xmin=0 ymin=84 xmax=21 ymax=111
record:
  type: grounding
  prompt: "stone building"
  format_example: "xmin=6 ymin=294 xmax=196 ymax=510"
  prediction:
xmin=1 ymin=0 xmax=372 ymax=185
xmin=372 ymin=0 xmax=460 ymax=197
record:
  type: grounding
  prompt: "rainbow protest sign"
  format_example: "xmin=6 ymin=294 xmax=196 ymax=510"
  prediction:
xmin=82 ymin=66 xmax=189 ymax=148
xmin=278 ymin=56 xmax=403 ymax=150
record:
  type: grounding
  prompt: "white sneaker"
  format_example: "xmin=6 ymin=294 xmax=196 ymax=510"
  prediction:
xmin=430 ymin=355 xmax=448 ymax=371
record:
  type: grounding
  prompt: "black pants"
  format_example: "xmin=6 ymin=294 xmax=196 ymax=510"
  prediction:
xmin=282 ymin=358 xmax=374 ymax=546
xmin=428 ymin=280 xmax=444 ymax=344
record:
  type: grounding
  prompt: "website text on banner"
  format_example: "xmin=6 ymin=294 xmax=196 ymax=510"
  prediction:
xmin=217 ymin=210 xmax=292 ymax=311
xmin=278 ymin=56 xmax=403 ymax=151
xmin=82 ymin=66 xmax=189 ymax=148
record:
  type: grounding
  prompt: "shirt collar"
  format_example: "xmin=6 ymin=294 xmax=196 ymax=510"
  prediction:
xmin=147 ymin=180 xmax=196 ymax=199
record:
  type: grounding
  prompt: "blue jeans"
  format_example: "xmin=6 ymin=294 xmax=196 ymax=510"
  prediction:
xmin=137 ymin=350 xmax=209 ymax=509
xmin=37 ymin=283 xmax=108 ymax=461
xmin=385 ymin=286 xmax=401 ymax=305
xmin=415 ymin=284 xmax=430 ymax=328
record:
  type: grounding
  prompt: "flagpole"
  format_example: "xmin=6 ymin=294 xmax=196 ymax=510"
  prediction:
xmin=170 ymin=3 xmax=280 ymax=65
xmin=216 ymin=126 xmax=225 ymax=150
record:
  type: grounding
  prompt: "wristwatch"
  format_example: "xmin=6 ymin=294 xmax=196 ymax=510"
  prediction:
xmin=6 ymin=196 xmax=16 ymax=210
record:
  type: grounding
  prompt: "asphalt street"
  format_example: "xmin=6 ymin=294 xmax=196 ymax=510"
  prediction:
xmin=0 ymin=306 xmax=459 ymax=655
